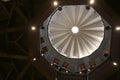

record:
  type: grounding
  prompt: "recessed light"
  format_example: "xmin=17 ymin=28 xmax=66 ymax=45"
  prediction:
xmin=113 ymin=62 xmax=118 ymax=66
xmin=90 ymin=0 xmax=95 ymax=5
xmin=41 ymin=54 xmax=44 ymax=56
xmin=115 ymin=26 xmax=120 ymax=31
xmin=79 ymin=71 xmax=82 ymax=74
xmin=88 ymin=69 xmax=91 ymax=72
xmin=33 ymin=58 xmax=36 ymax=61
xmin=53 ymin=1 xmax=58 ymax=6
xmin=31 ymin=26 xmax=36 ymax=30
xmin=51 ymin=63 xmax=53 ymax=66
xmin=66 ymin=70 xmax=68 ymax=73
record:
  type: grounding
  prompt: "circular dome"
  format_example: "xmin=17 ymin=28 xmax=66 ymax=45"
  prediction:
xmin=48 ymin=5 xmax=104 ymax=59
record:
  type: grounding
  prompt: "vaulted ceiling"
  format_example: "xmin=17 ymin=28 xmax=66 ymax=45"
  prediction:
xmin=0 ymin=0 xmax=120 ymax=80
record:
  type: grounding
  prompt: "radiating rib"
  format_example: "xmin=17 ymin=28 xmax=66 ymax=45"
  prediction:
xmin=76 ymin=6 xmax=85 ymax=26
xmin=79 ymin=34 xmax=91 ymax=56
xmin=49 ymin=25 xmax=68 ymax=31
xmin=56 ymin=11 xmax=70 ymax=26
xmin=79 ymin=7 xmax=95 ymax=26
xmin=83 ymin=31 xmax=103 ymax=43
xmin=50 ymin=20 xmax=67 ymax=28
xmin=81 ymin=26 xmax=104 ymax=31
xmin=81 ymin=32 xmax=98 ymax=50
xmin=69 ymin=37 xmax=75 ymax=58
xmin=80 ymin=16 xmax=102 ymax=28
xmin=82 ymin=30 xmax=104 ymax=37
xmin=49 ymin=31 xmax=69 ymax=40
xmin=81 ymin=31 xmax=102 ymax=47
xmin=62 ymin=7 xmax=73 ymax=25
xmin=54 ymin=34 xmax=70 ymax=48
xmin=71 ymin=6 xmax=76 ymax=25
xmin=61 ymin=36 xmax=72 ymax=55
xmin=82 ymin=32 xmax=95 ymax=55
xmin=76 ymin=37 xmax=83 ymax=58
xmin=64 ymin=6 xmax=74 ymax=25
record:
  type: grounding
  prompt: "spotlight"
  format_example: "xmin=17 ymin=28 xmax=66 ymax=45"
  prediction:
xmin=53 ymin=1 xmax=58 ymax=6
xmin=66 ymin=70 xmax=68 ymax=73
xmin=116 ymin=26 xmax=120 ymax=31
xmin=79 ymin=71 xmax=82 ymax=74
xmin=90 ymin=0 xmax=95 ymax=5
xmin=41 ymin=54 xmax=44 ymax=56
xmin=88 ymin=69 xmax=91 ymax=72
xmin=51 ymin=63 xmax=53 ymax=66
xmin=33 ymin=58 xmax=36 ymax=61
xmin=31 ymin=26 xmax=36 ymax=30
xmin=113 ymin=62 xmax=118 ymax=66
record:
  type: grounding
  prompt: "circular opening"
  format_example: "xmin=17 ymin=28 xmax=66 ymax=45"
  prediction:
xmin=71 ymin=26 xmax=79 ymax=34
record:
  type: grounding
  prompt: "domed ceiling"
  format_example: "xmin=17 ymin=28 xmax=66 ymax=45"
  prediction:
xmin=48 ymin=5 xmax=104 ymax=58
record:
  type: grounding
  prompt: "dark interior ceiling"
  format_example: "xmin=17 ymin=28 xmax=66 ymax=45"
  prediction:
xmin=105 ymin=0 xmax=120 ymax=16
xmin=0 ymin=0 xmax=120 ymax=80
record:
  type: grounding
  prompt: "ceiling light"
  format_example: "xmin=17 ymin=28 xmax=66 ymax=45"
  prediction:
xmin=51 ymin=63 xmax=53 ymax=66
xmin=31 ymin=26 xmax=36 ymax=30
xmin=115 ymin=26 xmax=120 ymax=31
xmin=88 ymin=69 xmax=91 ymax=72
xmin=90 ymin=0 xmax=95 ymax=5
xmin=71 ymin=26 xmax=79 ymax=34
xmin=33 ymin=58 xmax=36 ymax=61
xmin=113 ymin=62 xmax=118 ymax=66
xmin=53 ymin=1 xmax=58 ymax=6
xmin=41 ymin=54 xmax=44 ymax=56
xmin=66 ymin=70 xmax=68 ymax=73
xmin=79 ymin=71 xmax=82 ymax=74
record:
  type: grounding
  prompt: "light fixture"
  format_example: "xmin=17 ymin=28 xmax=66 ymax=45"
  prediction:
xmin=113 ymin=62 xmax=118 ymax=66
xmin=115 ymin=26 xmax=120 ymax=31
xmin=53 ymin=1 xmax=58 ymax=6
xmin=90 ymin=0 xmax=95 ymax=5
xmin=51 ymin=63 xmax=53 ymax=66
xmin=71 ymin=26 xmax=79 ymax=34
xmin=66 ymin=70 xmax=68 ymax=73
xmin=31 ymin=26 xmax=36 ymax=30
xmin=33 ymin=58 xmax=36 ymax=61
xmin=41 ymin=54 xmax=44 ymax=56
xmin=79 ymin=71 xmax=82 ymax=74
xmin=88 ymin=69 xmax=91 ymax=72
